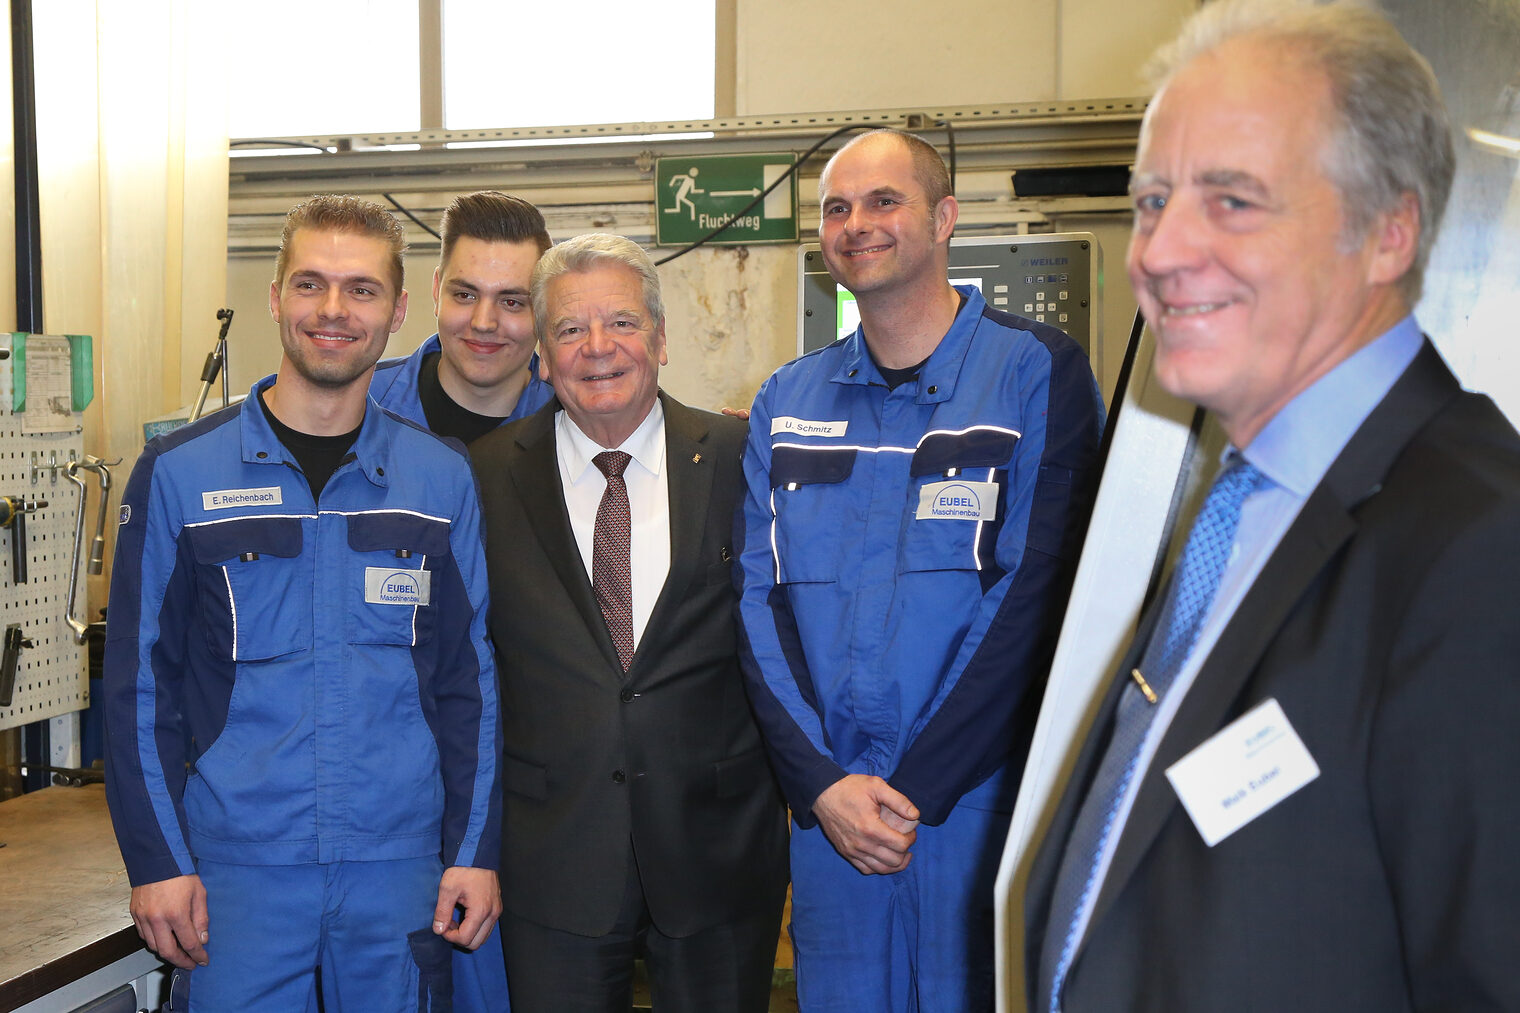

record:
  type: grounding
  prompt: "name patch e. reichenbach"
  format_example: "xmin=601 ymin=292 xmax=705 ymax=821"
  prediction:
xmin=202 ymin=486 xmax=283 ymax=510
xmin=365 ymin=567 xmax=431 ymax=606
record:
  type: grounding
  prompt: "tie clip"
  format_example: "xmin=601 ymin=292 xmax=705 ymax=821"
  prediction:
xmin=1131 ymin=668 xmax=1158 ymax=704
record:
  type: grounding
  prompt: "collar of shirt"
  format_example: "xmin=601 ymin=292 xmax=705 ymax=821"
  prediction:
xmin=241 ymin=373 xmax=394 ymax=489
xmin=556 ymin=397 xmax=667 ymax=485
xmin=1242 ymin=314 xmax=1424 ymax=495
xmin=831 ymin=284 xmax=985 ymax=405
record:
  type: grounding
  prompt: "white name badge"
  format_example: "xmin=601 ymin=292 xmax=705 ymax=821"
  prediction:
xmin=202 ymin=486 xmax=283 ymax=510
xmin=1165 ymin=698 xmax=1319 ymax=846
xmin=364 ymin=567 xmax=431 ymax=606
xmin=771 ymin=416 xmax=848 ymax=438
xmin=915 ymin=480 xmax=998 ymax=521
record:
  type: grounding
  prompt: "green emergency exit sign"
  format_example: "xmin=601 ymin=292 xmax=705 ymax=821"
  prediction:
xmin=654 ymin=153 xmax=799 ymax=246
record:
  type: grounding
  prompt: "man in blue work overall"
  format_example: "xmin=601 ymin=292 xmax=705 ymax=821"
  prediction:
xmin=735 ymin=130 xmax=1104 ymax=1011
xmin=370 ymin=190 xmax=555 ymax=442
xmin=105 ymin=194 xmax=502 ymax=1011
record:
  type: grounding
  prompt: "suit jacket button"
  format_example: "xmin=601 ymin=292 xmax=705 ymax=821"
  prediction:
xmin=620 ymin=688 xmax=635 ymax=702
xmin=612 ymin=770 xmax=626 ymax=784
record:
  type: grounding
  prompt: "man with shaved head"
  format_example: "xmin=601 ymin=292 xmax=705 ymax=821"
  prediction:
xmin=735 ymin=129 xmax=1103 ymax=1010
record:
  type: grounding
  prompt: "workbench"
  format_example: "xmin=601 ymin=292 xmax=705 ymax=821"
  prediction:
xmin=0 ymin=785 xmax=163 ymax=1011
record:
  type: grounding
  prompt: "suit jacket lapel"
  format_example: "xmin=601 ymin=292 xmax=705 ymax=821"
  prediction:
xmin=1083 ymin=340 xmax=1462 ymax=943
xmin=631 ymin=392 xmax=715 ymax=671
xmin=507 ymin=401 xmax=623 ymax=673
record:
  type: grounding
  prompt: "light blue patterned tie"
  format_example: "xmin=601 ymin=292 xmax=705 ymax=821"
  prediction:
xmin=1039 ymin=455 xmax=1267 ymax=1011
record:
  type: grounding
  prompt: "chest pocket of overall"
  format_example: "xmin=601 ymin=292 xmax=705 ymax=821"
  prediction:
xmin=769 ymin=445 xmax=856 ymax=584
xmin=901 ymin=428 xmax=1018 ymax=575
xmin=185 ymin=515 xmax=309 ymax=661
xmin=346 ymin=512 xmax=451 ymax=646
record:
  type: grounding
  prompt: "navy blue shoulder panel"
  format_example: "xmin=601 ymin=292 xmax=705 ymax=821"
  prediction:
xmin=151 ymin=402 xmax=242 ymax=456
xmin=980 ymin=304 xmax=1087 ymax=358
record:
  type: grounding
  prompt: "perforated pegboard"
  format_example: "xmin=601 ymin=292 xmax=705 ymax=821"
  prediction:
xmin=0 ymin=333 xmax=90 ymax=732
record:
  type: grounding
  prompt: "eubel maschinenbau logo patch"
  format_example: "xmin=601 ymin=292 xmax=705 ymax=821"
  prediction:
xmin=364 ymin=566 xmax=432 ymax=606
xmin=915 ymin=479 xmax=999 ymax=521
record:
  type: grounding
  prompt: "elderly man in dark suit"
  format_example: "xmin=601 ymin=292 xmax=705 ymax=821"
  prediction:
xmin=1026 ymin=1 xmax=1520 ymax=1011
xmin=468 ymin=232 xmax=788 ymax=1013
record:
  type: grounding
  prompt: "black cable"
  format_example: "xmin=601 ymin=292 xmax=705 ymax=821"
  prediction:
xmin=230 ymin=138 xmax=330 ymax=153
xmin=936 ymin=118 xmax=957 ymax=193
xmin=653 ymin=123 xmax=874 ymax=267
xmin=382 ymin=192 xmax=442 ymax=240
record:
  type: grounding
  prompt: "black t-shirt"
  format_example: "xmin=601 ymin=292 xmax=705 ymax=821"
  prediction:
xmin=876 ymin=356 xmax=930 ymax=391
xmin=417 ymin=351 xmax=510 ymax=444
xmin=258 ymin=390 xmax=361 ymax=502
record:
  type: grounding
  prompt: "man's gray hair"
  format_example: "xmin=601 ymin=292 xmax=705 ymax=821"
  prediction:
xmin=531 ymin=233 xmax=663 ymax=342
xmin=1145 ymin=0 xmax=1454 ymax=302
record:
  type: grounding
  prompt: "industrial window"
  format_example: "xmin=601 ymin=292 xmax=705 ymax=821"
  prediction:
xmin=441 ymin=0 xmax=715 ymax=129
xmin=226 ymin=0 xmax=714 ymax=141
xmin=226 ymin=0 xmax=422 ymax=138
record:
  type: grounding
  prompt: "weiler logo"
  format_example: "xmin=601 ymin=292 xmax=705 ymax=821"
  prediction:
xmin=364 ymin=567 xmax=431 ymax=606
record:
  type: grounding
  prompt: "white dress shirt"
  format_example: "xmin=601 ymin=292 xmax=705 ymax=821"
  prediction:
xmin=555 ymin=400 xmax=670 ymax=649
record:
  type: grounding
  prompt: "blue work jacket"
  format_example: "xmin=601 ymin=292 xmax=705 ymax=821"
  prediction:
xmin=735 ymin=286 xmax=1103 ymax=827
xmin=104 ymin=376 xmax=502 ymax=885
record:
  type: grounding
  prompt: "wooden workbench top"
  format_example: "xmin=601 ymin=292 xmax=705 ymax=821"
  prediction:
xmin=0 ymin=784 xmax=144 ymax=1009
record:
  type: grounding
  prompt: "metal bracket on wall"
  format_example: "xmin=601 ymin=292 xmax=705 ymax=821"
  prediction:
xmin=29 ymin=448 xmax=74 ymax=486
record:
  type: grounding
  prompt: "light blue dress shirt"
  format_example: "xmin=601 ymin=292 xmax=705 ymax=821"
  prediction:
xmin=1061 ymin=315 xmax=1425 ymax=978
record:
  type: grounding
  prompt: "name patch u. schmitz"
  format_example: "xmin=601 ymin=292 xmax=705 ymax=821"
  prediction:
xmin=365 ymin=567 xmax=431 ymax=606
xmin=916 ymin=480 xmax=998 ymax=521
xmin=771 ymin=416 xmax=848 ymax=438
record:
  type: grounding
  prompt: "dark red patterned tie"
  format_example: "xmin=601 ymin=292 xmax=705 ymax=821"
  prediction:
xmin=592 ymin=451 xmax=635 ymax=671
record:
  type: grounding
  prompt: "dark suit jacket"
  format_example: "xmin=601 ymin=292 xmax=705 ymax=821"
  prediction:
xmin=1026 ymin=343 xmax=1520 ymax=1012
xmin=469 ymin=392 xmax=789 ymax=938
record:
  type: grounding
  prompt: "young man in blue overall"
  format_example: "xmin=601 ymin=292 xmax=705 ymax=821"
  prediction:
xmin=106 ymin=194 xmax=502 ymax=1011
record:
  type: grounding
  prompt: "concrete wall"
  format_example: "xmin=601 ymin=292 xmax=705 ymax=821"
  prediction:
xmin=733 ymin=0 xmax=1194 ymax=113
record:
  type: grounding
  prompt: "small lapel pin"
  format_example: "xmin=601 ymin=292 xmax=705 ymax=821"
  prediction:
xmin=692 ymin=452 xmax=702 ymax=464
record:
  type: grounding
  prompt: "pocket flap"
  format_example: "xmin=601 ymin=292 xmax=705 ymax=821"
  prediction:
xmin=501 ymin=752 xmax=548 ymax=800
xmin=771 ymin=446 xmax=857 ymax=488
xmin=713 ymin=746 xmax=770 ymax=798
xmin=347 ymin=511 xmax=452 ymax=556
xmin=910 ymin=427 xmax=1020 ymax=478
xmin=186 ymin=516 xmax=303 ymax=564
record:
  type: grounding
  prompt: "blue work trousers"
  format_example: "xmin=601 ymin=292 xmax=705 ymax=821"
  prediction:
xmin=790 ymin=802 xmax=1010 ymax=1012
xmin=179 ymin=856 xmax=448 ymax=1012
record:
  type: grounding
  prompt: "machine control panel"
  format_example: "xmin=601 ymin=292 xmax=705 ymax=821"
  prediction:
xmin=796 ymin=232 xmax=1100 ymax=362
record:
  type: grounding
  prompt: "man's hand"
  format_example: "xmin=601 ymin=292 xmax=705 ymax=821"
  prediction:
xmin=130 ymin=875 xmax=209 ymax=969
xmin=433 ymin=866 xmax=501 ymax=951
xmin=812 ymin=774 xmax=920 ymax=875
xmin=720 ymin=407 xmax=751 ymax=421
